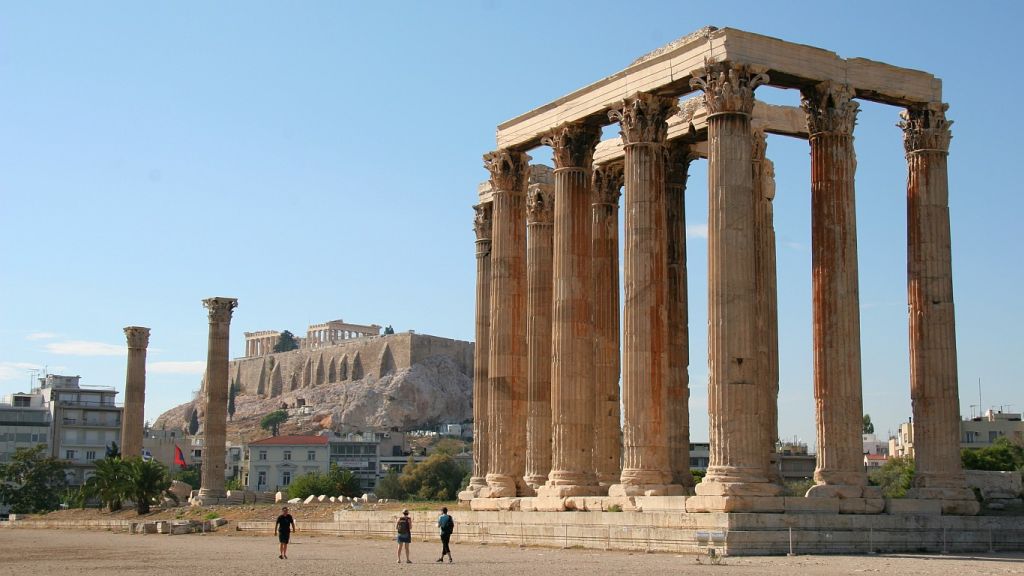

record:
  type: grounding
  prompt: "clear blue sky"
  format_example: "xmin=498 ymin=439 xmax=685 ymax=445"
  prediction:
xmin=1 ymin=1 xmax=1020 ymax=447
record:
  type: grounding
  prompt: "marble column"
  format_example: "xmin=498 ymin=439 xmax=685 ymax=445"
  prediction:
xmin=538 ymin=120 xmax=602 ymax=497
xmin=120 ymin=326 xmax=150 ymax=461
xmin=197 ymin=297 xmax=237 ymax=503
xmin=691 ymin=64 xmax=781 ymax=498
xmin=483 ymin=149 xmax=530 ymax=497
xmin=608 ymin=93 xmax=683 ymax=497
xmin=900 ymin=103 xmax=978 ymax=515
xmin=464 ymin=202 xmax=493 ymax=497
xmin=665 ymin=139 xmax=697 ymax=491
xmin=801 ymin=82 xmax=874 ymax=502
xmin=524 ymin=182 xmax=554 ymax=492
xmin=592 ymin=161 xmax=624 ymax=489
xmin=752 ymin=131 xmax=783 ymax=484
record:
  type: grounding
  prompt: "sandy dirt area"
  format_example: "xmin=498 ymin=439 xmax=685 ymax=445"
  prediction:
xmin=1 ymin=528 xmax=1022 ymax=576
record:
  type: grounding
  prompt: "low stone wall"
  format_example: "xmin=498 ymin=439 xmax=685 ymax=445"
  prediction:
xmin=1 ymin=519 xmax=132 ymax=532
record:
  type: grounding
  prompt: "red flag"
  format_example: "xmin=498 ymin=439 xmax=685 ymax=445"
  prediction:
xmin=174 ymin=445 xmax=187 ymax=467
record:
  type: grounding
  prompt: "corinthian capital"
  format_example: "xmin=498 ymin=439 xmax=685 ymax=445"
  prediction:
xmin=609 ymin=92 xmax=679 ymax=145
xmin=689 ymin=61 xmax=768 ymax=116
xmin=473 ymin=203 xmax=493 ymax=242
xmin=541 ymin=120 xmax=602 ymax=169
xmin=123 ymin=326 xmax=151 ymax=349
xmin=592 ymin=162 xmax=624 ymax=206
xmin=899 ymin=102 xmax=952 ymax=153
xmin=483 ymin=149 xmax=530 ymax=193
xmin=801 ymin=81 xmax=859 ymax=136
xmin=526 ymin=183 xmax=554 ymax=224
xmin=203 ymin=297 xmax=238 ymax=324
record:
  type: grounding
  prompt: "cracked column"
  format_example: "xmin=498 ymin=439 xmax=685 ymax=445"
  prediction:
xmin=690 ymin=64 xmax=782 ymax=507
xmin=900 ymin=103 xmax=979 ymax=515
xmin=608 ymin=93 xmax=683 ymax=497
xmin=801 ymin=82 xmax=880 ymax=510
xmin=752 ymin=130 xmax=783 ymax=485
xmin=462 ymin=203 xmax=493 ymax=499
xmin=538 ymin=121 xmax=602 ymax=497
xmin=197 ymin=297 xmax=237 ymax=504
xmin=592 ymin=161 xmax=624 ymax=489
xmin=665 ymin=139 xmax=697 ymax=492
xmin=524 ymin=181 xmax=554 ymax=492
xmin=484 ymin=149 xmax=530 ymax=497
xmin=120 ymin=326 xmax=150 ymax=461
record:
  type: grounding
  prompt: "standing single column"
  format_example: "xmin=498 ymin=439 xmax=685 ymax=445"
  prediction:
xmin=462 ymin=202 xmax=493 ymax=499
xmin=691 ymin=64 xmax=781 ymax=502
xmin=900 ymin=103 xmax=978 ymax=515
xmin=801 ymin=82 xmax=876 ymax=506
xmin=752 ymin=130 xmax=784 ymax=485
xmin=665 ymin=140 xmax=697 ymax=492
xmin=483 ymin=149 xmax=530 ymax=497
xmin=197 ymin=297 xmax=237 ymax=504
xmin=121 ymin=326 xmax=150 ymax=461
xmin=592 ymin=161 xmax=624 ymax=489
xmin=538 ymin=120 xmax=602 ymax=497
xmin=524 ymin=182 xmax=554 ymax=492
xmin=608 ymin=93 xmax=683 ymax=497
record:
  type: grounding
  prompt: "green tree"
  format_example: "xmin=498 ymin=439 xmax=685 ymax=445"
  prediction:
xmin=273 ymin=330 xmax=299 ymax=353
xmin=125 ymin=458 xmax=172 ymax=514
xmin=105 ymin=441 xmax=121 ymax=459
xmin=260 ymin=410 xmax=289 ymax=437
xmin=398 ymin=453 xmax=467 ymax=500
xmin=225 ymin=478 xmax=244 ymax=491
xmin=0 ymin=445 xmax=69 ymax=513
xmin=286 ymin=465 xmax=361 ymax=499
xmin=188 ymin=409 xmax=200 ymax=436
xmin=431 ymin=437 xmax=467 ymax=456
xmin=172 ymin=465 xmax=201 ymax=489
xmin=868 ymin=455 xmax=915 ymax=498
xmin=375 ymin=469 xmax=406 ymax=500
xmin=228 ymin=381 xmax=238 ymax=421
xmin=84 ymin=457 xmax=132 ymax=511
xmin=962 ymin=437 xmax=1024 ymax=471
xmin=383 ymin=325 xmax=395 ymax=335
xmin=327 ymin=464 xmax=363 ymax=497
xmin=862 ymin=414 xmax=875 ymax=435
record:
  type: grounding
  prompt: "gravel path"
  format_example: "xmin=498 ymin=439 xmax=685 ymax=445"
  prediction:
xmin=2 ymin=528 xmax=1023 ymax=576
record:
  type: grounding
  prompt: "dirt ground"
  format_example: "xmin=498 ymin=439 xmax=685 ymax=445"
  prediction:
xmin=1 ymin=528 xmax=1022 ymax=576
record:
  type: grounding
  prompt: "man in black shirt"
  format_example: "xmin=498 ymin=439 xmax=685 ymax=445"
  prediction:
xmin=274 ymin=506 xmax=296 ymax=559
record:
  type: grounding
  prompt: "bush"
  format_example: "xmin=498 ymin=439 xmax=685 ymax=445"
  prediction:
xmin=173 ymin=465 xmax=200 ymax=489
xmin=375 ymin=469 xmax=406 ymax=500
xmin=783 ymin=478 xmax=815 ymax=497
xmin=398 ymin=453 xmax=468 ymax=501
xmin=869 ymin=455 xmax=915 ymax=498
xmin=961 ymin=438 xmax=1024 ymax=471
xmin=0 ymin=446 xmax=69 ymax=513
xmin=287 ymin=465 xmax=361 ymax=500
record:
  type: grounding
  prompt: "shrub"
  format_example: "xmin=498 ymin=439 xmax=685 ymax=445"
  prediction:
xmin=869 ymin=455 xmax=915 ymax=498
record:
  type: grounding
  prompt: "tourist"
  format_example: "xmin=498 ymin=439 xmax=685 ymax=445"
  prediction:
xmin=396 ymin=509 xmax=412 ymax=563
xmin=274 ymin=506 xmax=296 ymax=559
xmin=436 ymin=506 xmax=455 ymax=563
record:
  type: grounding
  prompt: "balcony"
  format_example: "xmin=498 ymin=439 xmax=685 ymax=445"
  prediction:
xmin=58 ymin=400 xmax=122 ymax=409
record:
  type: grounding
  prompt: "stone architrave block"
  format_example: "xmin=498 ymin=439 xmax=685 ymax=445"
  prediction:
xmin=531 ymin=497 xmax=566 ymax=512
xmin=782 ymin=497 xmax=840 ymax=514
xmin=287 ymin=498 xmax=302 ymax=504
xmin=470 ymin=498 xmax=504 ymax=511
xmin=303 ymin=495 xmax=316 ymax=504
xmin=635 ymin=496 xmax=688 ymax=513
xmin=885 ymin=498 xmax=942 ymax=515
xmin=685 ymin=495 xmax=786 ymax=513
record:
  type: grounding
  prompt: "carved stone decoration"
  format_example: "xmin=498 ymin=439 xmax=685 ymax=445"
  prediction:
xmin=526 ymin=183 xmax=554 ymax=224
xmin=124 ymin=326 xmax=151 ymax=349
xmin=483 ymin=149 xmax=530 ymax=193
xmin=609 ymin=92 xmax=679 ymax=145
xmin=592 ymin=161 xmax=624 ymax=206
xmin=542 ymin=121 xmax=602 ymax=169
xmin=899 ymin=102 xmax=953 ymax=153
xmin=801 ymin=81 xmax=859 ymax=136
xmin=473 ymin=202 xmax=493 ymax=243
xmin=689 ymin=61 xmax=767 ymax=116
xmin=204 ymin=297 xmax=238 ymax=324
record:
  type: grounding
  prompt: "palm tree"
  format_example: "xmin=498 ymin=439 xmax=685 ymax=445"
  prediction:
xmin=84 ymin=457 xmax=130 ymax=512
xmin=126 ymin=458 xmax=172 ymax=514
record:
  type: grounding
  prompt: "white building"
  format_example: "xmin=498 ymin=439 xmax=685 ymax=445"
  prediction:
xmin=38 ymin=375 xmax=122 ymax=486
xmin=246 ymin=435 xmax=329 ymax=493
xmin=0 ymin=389 xmax=50 ymax=465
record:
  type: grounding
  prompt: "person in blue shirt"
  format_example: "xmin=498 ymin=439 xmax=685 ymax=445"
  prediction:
xmin=436 ymin=506 xmax=455 ymax=563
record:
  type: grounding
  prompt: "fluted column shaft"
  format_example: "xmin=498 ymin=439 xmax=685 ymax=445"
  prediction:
xmin=538 ymin=121 xmax=601 ymax=497
xmin=900 ymin=104 xmax=975 ymax=513
xmin=121 ymin=326 xmax=150 ymax=461
xmin=199 ymin=297 xmax=237 ymax=500
xmin=524 ymin=183 xmax=554 ymax=491
xmin=666 ymin=141 xmax=695 ymax=490
xmin=592 ymin=162 xmax=624 ymax=488
xmin=608 ymin=93 xmax=681 ymax=497
xmin=468 ymin=203 xmax=493 ymax=491
xmin=484 ymin=150 xmax=529 ymax=497
xmin=802 ymin=83 xmax=868 ymax=492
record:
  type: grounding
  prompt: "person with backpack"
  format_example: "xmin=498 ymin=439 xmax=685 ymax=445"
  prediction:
xmin=395 ymin=509 xmax=412 ymax=563
xmin=436 ymin=506 xmax=455 ymax=563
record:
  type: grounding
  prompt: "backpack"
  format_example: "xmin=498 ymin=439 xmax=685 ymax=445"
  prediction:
xmin=396 ymin=516 xmax=410 ymax=535
xmin=441 ymin=515 xmax=454 ymax=534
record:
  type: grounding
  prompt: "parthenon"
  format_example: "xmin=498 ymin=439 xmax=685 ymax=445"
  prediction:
xmin=464 ymin=27 xmax=978 ymax=515
xmin=244 ymin=319 xmax=382 ymax=357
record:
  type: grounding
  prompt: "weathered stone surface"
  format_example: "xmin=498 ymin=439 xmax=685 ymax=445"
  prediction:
xmin=196 ymin=297 xmax=237 ymax=504
xmin=782 ymin=497 xmax=839 ymax=514
xmin=965 ymin=470 xmax=1022 ymax=500
xmin=884 ymin=498 xmax=942 ymax=515
xmin=120 ymin=326 xmax=150 ymax=463
xmin=685 ymin=495 xmax=786 ymax=513
xmin=635 ymin=496 xmax=688 ymax=513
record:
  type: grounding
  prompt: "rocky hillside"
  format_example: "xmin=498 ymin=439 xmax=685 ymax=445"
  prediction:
xmin=153 ymin=355 xmax=472 ymax=443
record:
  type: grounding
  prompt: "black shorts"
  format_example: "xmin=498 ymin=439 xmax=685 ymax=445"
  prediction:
xmin=278 ymin=532 xmax=290 ymax=544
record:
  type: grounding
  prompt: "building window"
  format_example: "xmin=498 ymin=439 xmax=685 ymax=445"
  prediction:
xmin=86 ymin=450 xmax=97 ymax=461
xmin=989 ymin=431 xmax=999 ymax=443
xmin=65 ymin=450 xmax=76 ymax=460
xmin=282 ymin=471 xmax=291 ymax=486
xmin=283 ymin=450 xmax=291 ymax=461
xmin=259 ymin=450 xmax=267 ymax=461
xmin=257 ymin=471 xmax=266 ymax=487
xmin=307 ymin=450 xmax=316 ymax=461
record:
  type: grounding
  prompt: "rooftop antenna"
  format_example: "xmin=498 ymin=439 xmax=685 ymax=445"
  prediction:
xmin=978 ymin=377 xmax=983 ymax=417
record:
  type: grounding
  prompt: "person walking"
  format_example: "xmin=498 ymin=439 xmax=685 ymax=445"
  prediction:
xmin=274 ymin=506 xmax=296 ymax=559
xmin=436 ymin=506 xmax=455 ymax=563
xmin=396 ymin=509 xmax=413 ymax=563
